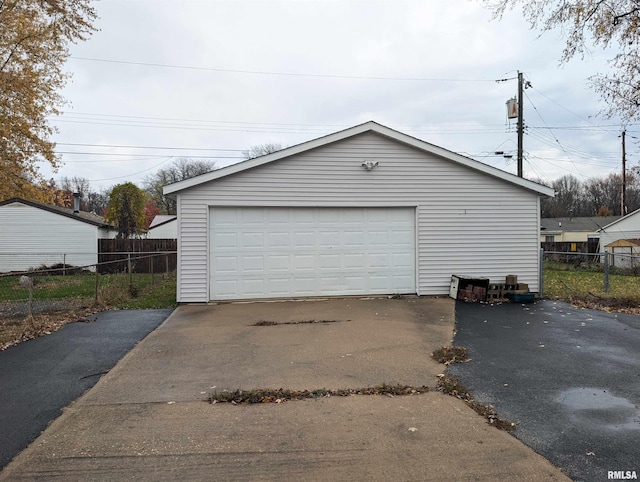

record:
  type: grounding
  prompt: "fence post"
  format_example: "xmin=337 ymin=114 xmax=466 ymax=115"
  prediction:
xmin=27 ymin=284 xmax=33 ymax=319
xmin=151 ymin=253 xmax=155 ymax=286
xmin=63 ymin=253 xmax=66 ymax=276
xmin=165 ymin=254 xmax=169 ymax=276
xmin=539 ymin=248 xmax=544 ymax=299
xmin=128 ymin=253 xmax=133 ymax=293
xmin=604 ymin=252 xmax=610 ymax=294
xmin=94 ymin=267 xmax=99 ymax=305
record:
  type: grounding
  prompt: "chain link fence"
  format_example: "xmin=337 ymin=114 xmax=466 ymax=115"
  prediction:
xmin=542 ymin=249 xmax=640 ymax=300
xmin=0 ymin=252 xmax=177 ymax=320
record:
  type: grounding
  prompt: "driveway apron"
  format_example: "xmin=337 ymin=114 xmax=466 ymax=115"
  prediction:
xmin=1 ymin=298 xmax=570 ymax=481
xmin=449 ymin=300 xmax=640 ymax=482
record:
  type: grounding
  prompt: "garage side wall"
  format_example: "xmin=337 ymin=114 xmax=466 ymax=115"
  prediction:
xmin=175 ymin=132 xmax=542 ymax=302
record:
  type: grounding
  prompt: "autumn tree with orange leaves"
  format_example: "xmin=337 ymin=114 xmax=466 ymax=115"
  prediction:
xmin=0 ymin=0 xmax=97 ymax=202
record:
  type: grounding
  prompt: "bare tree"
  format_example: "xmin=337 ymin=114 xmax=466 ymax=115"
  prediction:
xmin=143 ymin=158 xmax=216 ymax=214
xmin=242 ymin=143 xmax=283 ymax=160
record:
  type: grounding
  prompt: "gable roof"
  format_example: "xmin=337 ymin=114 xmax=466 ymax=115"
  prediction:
xmin=0 ymin=198 xmax=114 ymax=229
xmin=149 ymin=215 xmax=177 ymax=229
xmin=541 ymin=216 xmax=620 ymax=233
xmin=606 ymin=238 xmax=640 ymax=247
xmin=599 ymin=207 xmax=640 ymax=232
xmin=163 ymin=121 xmax=555 ymax=197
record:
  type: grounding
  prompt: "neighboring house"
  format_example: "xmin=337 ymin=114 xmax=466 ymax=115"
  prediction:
xmin=599 ymin=208 xmax=640 ymax=267
xmin=604 ymin=239 xmax=640 ymax=269
xmin=540 ymin=216 xmax=619 ymax=243
xmin=163 ymin=121 xmax=554 ymax=302
xmin=0 ymin=197 xmax=118 ymax=273
xmin=147 ymin=215 xmax=177 ymax=239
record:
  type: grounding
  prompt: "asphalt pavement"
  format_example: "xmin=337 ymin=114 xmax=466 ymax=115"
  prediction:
xmin=0 ymin=309 xmax=172 ymax=469
xmin=449 ymin=299 xmax=640 ymax=482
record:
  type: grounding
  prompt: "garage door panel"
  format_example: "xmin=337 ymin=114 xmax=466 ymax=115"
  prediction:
xmin=266 ymin=255 xmax=290 ymax=271
xmin=241 ymin=278 xmax=265 ymax=295
xmin=318 ymin=231 xmax=340 ymax=247
xmin=293 ymin=254 xmax=315 ymax=270
xmin=209 ymin=207 xmax=415 ymax=300
xmin=319 ymin=254 xmax=340 ymax=269
xmin=369 ymin=253 xmax=389 ymax=268
xmin=240 ymin=232 xmax=264 ymax=248
xmin=213 ymin=232 xmax=237 ymax=249
xmin=240 ymin=256 xmax=264 ymax=272
xmin=344 ymin=253 xmax=365 ymax=268
xmin=292 ymin=231 xmax=315 ymax=247
xmin=215 ymin=256 xmax=238 ymax=273
xmin=344 ymin=230 xmax=365 ymax=247
xmin=267 ymin=232 xmax=289 ymax=248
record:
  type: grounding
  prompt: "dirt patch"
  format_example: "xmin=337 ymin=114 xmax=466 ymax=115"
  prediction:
xmin=251 ymin=319 xmax=347 ymax=326
xmin=436 ymin=374 xmax=515 ymax=431
xmin=208 ymin=383 xmax=429 ymax=404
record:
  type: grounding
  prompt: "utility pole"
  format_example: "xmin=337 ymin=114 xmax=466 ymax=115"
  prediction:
xmin=517 ymin=71 xmax=524 ymax=178
xmin=621 ymin=130 xmax=627 ymax=215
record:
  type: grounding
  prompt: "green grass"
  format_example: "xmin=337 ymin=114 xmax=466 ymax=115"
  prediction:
xmin=544 ymin=265 xmax=640 ymax=301
xmin=0 ymin=272 xmax=177 ymax=309
xmin=118 ymin=277 xmax=177 ymax=309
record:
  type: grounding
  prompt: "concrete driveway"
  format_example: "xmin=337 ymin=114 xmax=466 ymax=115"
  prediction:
xmin=2 ymin=297 xmax=568 ymax=481
xmin=449 ymin=300 xmax=640 ymax=482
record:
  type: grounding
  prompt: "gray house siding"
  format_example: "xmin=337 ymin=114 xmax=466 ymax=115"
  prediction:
xmin=174 ymin=131 xmax=543 ymax=302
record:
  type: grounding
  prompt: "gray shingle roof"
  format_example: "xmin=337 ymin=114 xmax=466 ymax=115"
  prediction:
xmin=540 ymin=216 xmax=620 ymax=232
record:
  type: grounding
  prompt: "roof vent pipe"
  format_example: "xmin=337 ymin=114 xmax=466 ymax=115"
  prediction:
xmin=73 ymin=192 xmax=80 ymax=214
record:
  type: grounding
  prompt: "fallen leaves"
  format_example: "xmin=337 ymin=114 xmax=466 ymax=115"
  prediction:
xmin=436 ymin=374 xmax=516 ymax=432
xmin=431 ymin=346 xmax=471 ymax=365
xmin=207 ymin=384 xmax=429 ymax=405
xmin=1 ymin=307 xmax=101 ymax=350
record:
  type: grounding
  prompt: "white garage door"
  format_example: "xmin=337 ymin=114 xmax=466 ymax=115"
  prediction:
xmin=209 ymin=207 xmax=415 ymax=300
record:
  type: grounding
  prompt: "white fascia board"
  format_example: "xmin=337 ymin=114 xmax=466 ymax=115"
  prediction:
xmin=163 ymin=120 xmax=555 ymax=197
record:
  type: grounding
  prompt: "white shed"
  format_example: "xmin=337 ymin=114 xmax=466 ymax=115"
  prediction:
xmin=0 ymin=198 xmax=117 ymax=273
xmin=147 ymin=215 xmax=177 ymax=239
xmin=164 ymin=121 xmax=554 ymax=302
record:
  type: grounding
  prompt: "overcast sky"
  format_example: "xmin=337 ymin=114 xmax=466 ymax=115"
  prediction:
xmin=46 ymin=0 xmax=635 ymax=191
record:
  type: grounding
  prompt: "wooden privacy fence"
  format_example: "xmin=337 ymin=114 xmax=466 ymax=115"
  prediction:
xmin=541 ymin=240 xmax=600 ymax=264
xmin=98 ymin=239 xmax=177 ymax=274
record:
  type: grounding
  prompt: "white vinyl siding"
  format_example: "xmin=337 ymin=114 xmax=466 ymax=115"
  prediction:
xmin=0 ymin=202 xmax=105 ymax=272
xmin=599 ymin=213 xmax=640 ymax=251
xmin=175 ymin=132 xmax=543 ymax=302
xmin=147 ymin=220 xmax=177 ymax=239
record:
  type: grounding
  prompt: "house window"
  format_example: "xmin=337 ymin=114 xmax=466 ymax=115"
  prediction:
xmin=545 ymin=235 xmax=555 ymax=242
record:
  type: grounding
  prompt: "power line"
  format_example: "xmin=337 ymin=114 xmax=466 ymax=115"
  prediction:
xmin=56 ymin=142 xmax=244 ymax=152
xmin=69 ymin=56 xmax=498 ymax=82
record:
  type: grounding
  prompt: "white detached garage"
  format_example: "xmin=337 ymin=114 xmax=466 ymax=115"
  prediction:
xmin=164 ymin=121 xmax=553 ymax=302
